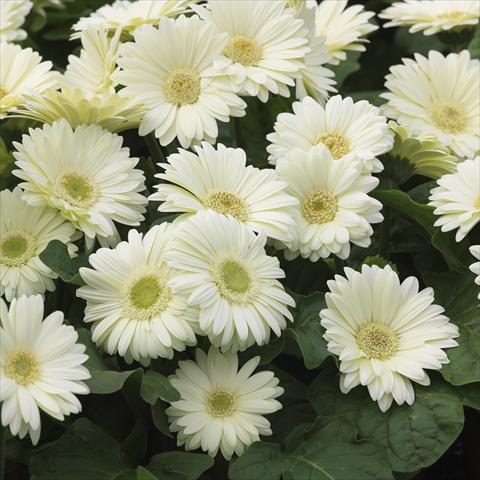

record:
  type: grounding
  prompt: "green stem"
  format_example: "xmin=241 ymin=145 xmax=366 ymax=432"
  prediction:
xmin=379 ymin=207 xmax=391 ymax=258
xmin=144 ymin=132 xmax=166 ymax=168
xmin=232 ymin=117 xmax=243 ymax=149
xmin=0 ymin=424 xmax=7 ymax=480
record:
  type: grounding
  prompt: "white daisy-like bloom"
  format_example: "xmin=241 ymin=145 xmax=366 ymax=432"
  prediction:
xmin=388 ymin=121 xmax=459 ymax=179
xmin=167 ymin=347 xmax=283 ymax=459
xmin=193 ymin=0 xmax=310 ymax=103
xmin=72 ymin=0 xmax=197 ymax=39
xmin=150 ymin=142 xmax=298 ymax=243
xmin=0 ymin=295 xmax=90 ymax=444
xmin=64 ymin=26 xmax=122 ymax=97
xmin=0 ymin=43 xmax=59 ymax=120
xmin=381 ymin=50 xmax=480 ymax=159
xmin=267 ymin=95 xmax=393 ymax=172
xmin=77 ymin=225 xmax=197 ymax=366
xmin=12 ymin=119 xmax=148 ymax=249
xmin=379 ymin=1 xmax=480 ymax=36
xmin=113 ymin=15 xmax=246 ymax=148
xmin=1 ymin=188 xmax=77 ymax=301
xmin=0 ymin=0 xmax=32 ymax=42
xmin=276 ymin=145 xmax=383 ymax=262
xmin=315 ymin=0 xmax=378 ymax=65
xmin=469 ymin=245 xmax=480 ymax=299
xmin=165 ymin=211 xmax=295 ymax=352
xmin=428 ymin=157 xmax=480 ymax=242
xmin=320 ymin=265 xmax=460 ymax=412
xmin=15 ymin=86 xmax=145 ymax=133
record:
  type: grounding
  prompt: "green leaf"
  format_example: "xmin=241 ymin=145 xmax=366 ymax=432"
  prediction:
xmin=286 ymin=292 xmax=330 ymax=369
xmin=241 ymin=336 xmax=285 ymax=365
xmin=331 ymin=52 xmax=361 ymax=88
xmin=30 ymin=419 xmax=134 ymax=480
xmin=39 ymin=240 xmax=90 ymax=286
xmin=137 ymin=467 xmax=159 ymax=480
xmin=308 ymin=368 xmax=464 ymax=473
xmin=458 ymin=383 xmax=480 ymax=409
xmin=140 ymin=370 xmax=180 ymax=404
xmin=424 ymin=271 xmax=480 ymax=385
xmin=229 ymin=442 xmax=287 ymax=480
xmin=145 ymin=452 xmax=213 ymax=480
xmin=469 ymin=27 xmax=480 ymax=59
xmin=151 ymin=400 xmax=173 ymax=438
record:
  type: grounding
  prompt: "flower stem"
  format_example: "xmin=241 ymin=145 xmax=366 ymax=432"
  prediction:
xmin=0 ymin=425 xmax=7 ymax=480
xmin=145 ymin=132 xmax=167 ymax=167
xmin=379 ymin=207 xmax=391 ymax=258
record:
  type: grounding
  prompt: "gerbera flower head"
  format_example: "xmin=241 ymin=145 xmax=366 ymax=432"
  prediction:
xmin=167 ymin=347 xmax=283 ymax=459
xmin=0 ymin=294 xmax=90 ymax=444
xmin=113 ymin=14 xmax=246 ymax=148
xmin=381 ymin=50 xmax=480 ymax=158
xmin=193 ymin=0 xmax=310 ymax=102
xmin=0 ymin=43 xmax=59 ymax=120
xmin=388 ymin=121 xmax=459 ymax=179
xmin=150 ymin=142 xmax=298 ymax=243
xmin=380 ymin=1 xmax=480 ymax=36
xmin=165 ymin=211 xmax=295 ymax=352
xmin=64 ymin=26 xmax=122 ymax=97
xmin=320 ymin=265 xmax=459 ymax=412
xmin=12 ymin=119 xmax=148 ymax=249
xmin=428 ymin=157 xmax=480 ymax=242
xmin=0 ymin=187 xmax=77 ymax=301
xmin=77 ymin=225 xmax=197 ymax=365
xmin=72 ymin=0 xmax=197 ymax=39
xmin=0 ymin=0 xmax=32 ymax=42
xmin=276 ymin=145 xmax=383 ymax=261
xmin=315 ymin=0 xmax=378 ymax=65
xmin=267 ymin=95 xmax=393 ymax=172
xmin=15 ymin=86 xmax=145 ymax=133
xmin=469 ymin=245 xmax=480 ymax=299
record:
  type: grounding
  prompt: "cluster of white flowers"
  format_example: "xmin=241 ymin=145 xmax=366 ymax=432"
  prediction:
xmin=0 ymin=0 xmax=476 ymax=463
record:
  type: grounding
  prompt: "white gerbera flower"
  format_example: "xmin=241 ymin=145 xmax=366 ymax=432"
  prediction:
xmin=64 ymin=27 xmax=122 ymax=97
xmin=267 ymin=95 xmax=393 ymax=172
xmin=167 ymin=347 xmax=283 ymax=459
xmin=12 ymin=119 xmax=147 ymax=249
xmin=428 ymin=157 xmax=480 ymax=242
xmin=0 ymin=295 xmax=90 ymax=444
xmin=320 ymin=265 xmax=459 ymax=412
xmin=0 ymin=43 xmax=58 ymax=120
xmin=165 ymin=211 xmax=295 ymax=352
xmin=381 ymin=50 xmax=480 ymax=158
xmin=276 ymin=145 xmax=383 ymax=261
xmin=193 ymin=0 xmax=310 ymax=102
xmin=15 ymin=86 xmax=145 ymax=133
xmin=380 ymin=1 xmax=480 ymax=36
xmin=150 ymin=142 xmax=298 ymax=243
xmin=469 ymin=245 xmax=480 ymax=299
xmin=0 ymin=0 xmax=32 ymax=42
xmin=113 ymin=15 xmax=246 ymax=148
xmin=77 ymin=225 xmax=197 ymax=365
xmin=388 ymin=121 xmax=459 ymax=179
xmin=72 ymin=0 xmax=196 ymax=38
xmin=315 ymin=0 xmax=378 ymax=65
xmin=1 ymin=188 xmax=77 ymax=301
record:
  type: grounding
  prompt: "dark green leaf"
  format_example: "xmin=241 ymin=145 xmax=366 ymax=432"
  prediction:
xmin=459 ymin=383 xmax=480 ymax=409
xmin=331 ymin=52 xmax=361 ymax=88
xmin=137 ymin=467 xmax=158 ymax=480
xmin=39 ymin=240 xmax=90 ymax=286
xmin=145 ymin=452 xmax=213 ymax=480
xmin=151 ymin=400 xmax=173 ymax=438
xmin=424 ymin=271 xmax=480 ymax=385
xmin=140 ymin=370 xmax=180 ymax=404
xmin=286 ymin=292 xmax=330 ymax=369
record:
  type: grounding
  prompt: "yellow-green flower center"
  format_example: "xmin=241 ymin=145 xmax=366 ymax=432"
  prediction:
xmin=213 ymin=259 xmax=253 ymax=304
xmin=207 ymin=390 xmax=236 ymax=418
xmin=437 ymin=11 xmax=467 ymax=20
xmin=204 ymin=191 xmax=249 ymax=221
xmin=356 ymin=322 xmax=399 ymax=360
xmin=430 ymin=102 xmax=467 ymax=134
xmin=301 ymin=190 xmax=338 ymax=224
xmin=59 ymin=173 xmax=95 ymax=208
xmin=163 ymin=68 xmax=201 ymax=106
xmin=127 ymin=274 xmax=172 ymax=320
xmin=224 ymin=35 xmax=263 ymax=67
xmin=6 ymin=351 xmax=39 ymax=386
xmin=0 ymin=232 xmax=36 ymax=267
xmin=0 ymin=87 xmax=7 ymax=100
xmin=316 ymin=132 xmax=350 ymax=159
